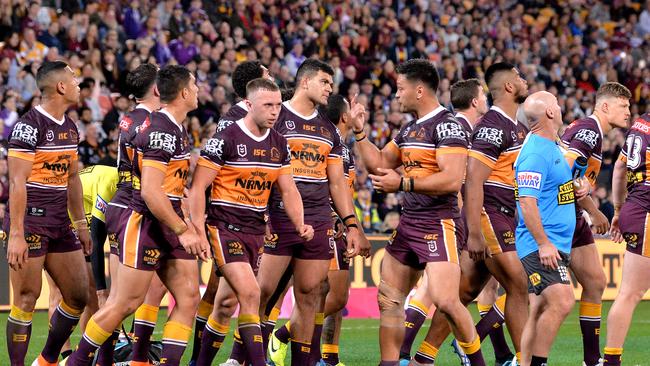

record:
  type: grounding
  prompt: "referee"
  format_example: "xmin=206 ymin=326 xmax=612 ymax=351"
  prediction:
xmin=513 ymin=91 xmax=588 ymax=366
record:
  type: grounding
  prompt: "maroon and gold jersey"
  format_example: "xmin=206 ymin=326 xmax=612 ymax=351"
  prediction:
xmin=386 ymin=106 xmax=468 ymax=220
xmin=269 ymin=101 xmax=344 ymax=224
xmin=217 ymin=101 xmax=248 ymax=129
xmin=111 ymin=105 xmax=153 ymax=208
xmin=6 ymin=106 xmax=79 ymax=227
xmin=342 ymin=144 xmax=355 ymax=194
xmin=199 ymin=119 xmax=292 ymax=234
xmin=620 ymin=114 xmax=650 ymax=210
xmin=468 ymin=106 xmax=529 ymax=214
xmin=130 ymin=110 xmax=190 ymax=217
xmin=560 ymin=115 xmax=604 ymax=187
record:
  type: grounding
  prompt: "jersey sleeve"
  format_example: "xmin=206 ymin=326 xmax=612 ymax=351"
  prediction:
xmin=468 ymin=122 xmax=507 ymax=170
xmin=327 ymin=127 xmax=344 ymax=166
xmin=279 ymin=136 xmax=292 ymax=175
xmin=561 ymin=124 xmax=599 ymax=160
xmin=198 ymin=131 xmax=229 ymax=172
xmin=435 ymin=117 xmax=469 ymax=155
xmin=516 ymin=153 xmax=548 ymax=199
xmin=141 ymin=125 xmax=179 ymax=172
xmin=7 ymin=118 xmax=40 ymax=162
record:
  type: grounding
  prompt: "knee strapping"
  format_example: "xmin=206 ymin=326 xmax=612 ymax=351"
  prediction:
xmin=377 ymin=280 xmax=406 ymax=327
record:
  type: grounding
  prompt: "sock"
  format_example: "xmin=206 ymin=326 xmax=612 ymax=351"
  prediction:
xmin=160 ymin=321 xmax=192 ymax=365
xmin=7 ymin=305 xmax=33 ymax=364
xmin=475 ymin=296 xmax=506 ymax=341
xmin=67 ymin=318 xmax=112 ymax=365
xmin=95 ymin=329 xmax=119 ymax=366
xmin=482 ymin=295 xmax=513 ymax=360
xmin=190 ymin=300 xmax=212 ymax=362
xmin=603 ymin=347 xmax=622 ymax=365
xmin=263 ymin=306 xmax=281 ymax=357
xmin=531 ymin=355 xmax=548 ymax=366
xmin=309 ymin=313 xmax=325 ymax=363
xmin=41 ymin=300 xmax=83 ymax=362
xmin=580 ymin=301 xmax=602 ymax=366
xmin=131 ymin=304 xmax=159 ymax=362
xmin=290 ymin=340 xmax=312 ymax=366
xmin=400 ymin=299 xmax=429 ymax=358
xmin=239 ymin=314 xmax=266 ymax=366
xmin=458 ymin=336 xmax=485 ymax=366
xmin=228 ymin=329 xmax=247 ymax=363
xmin=196 ymin=315 xmax=229 ymax=366
xmin=275 ymin=321 xmax=291 ymax=343
xmin=322 ymin=344 xmax=340 ymax=365
xmin=413 ymin=340 xmax=439 ymax=364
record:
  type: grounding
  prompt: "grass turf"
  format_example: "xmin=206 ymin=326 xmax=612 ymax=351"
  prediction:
xmin=1 ymin=301 xmax=648 ymax=365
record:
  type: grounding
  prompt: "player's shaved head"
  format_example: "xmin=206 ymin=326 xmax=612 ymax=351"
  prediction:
xmin=246 ymin=78 xmax=280 ymax=98
xmin=484 ymin=62 xmax=516 ymax=95
xmin=36 ymin=61 xmax=71 ymax=95
xmin=522 ymin=91 xmax=557 ymax=127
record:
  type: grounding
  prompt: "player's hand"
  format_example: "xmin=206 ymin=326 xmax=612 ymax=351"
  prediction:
xmin=191 ymin=221 xmax=211 ymax=261
xmin=6 ymin=233 xmax=28 ymax=271
xmin=574 ymin=177 xmax=590 ymax=199
xmin=345 ymin=227 xmax=371 ymax=258
xmin=78 ymin=227 xmax=92 ymax=256
xmin=369 ymin=168 xmax=401 ymax=193
xmin=609 ymin=214 xmax=624 ymax=243
xmin=178 ymin=223 xmax=208 ymax=261
xmin=467 ymin=229 xmax=490 ymax=262
xmin=538 ymin=242 xmax=561 ymax=270
xmin=333 ymin=214 xmax=345 ymax=239
xmin=297 ymin=224 xmax=314 ymax=241
xmin=590 ymin=210 xmax=610 ymax=235
xmin=349 ymin=94 xmax=366 ymax=132
xmin=264 ymin=224 xmax=274 ymax=242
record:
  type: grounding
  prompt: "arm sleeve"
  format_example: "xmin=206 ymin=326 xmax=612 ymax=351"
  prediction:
xmin=198 ymin=132 xmax=228 ymax=172
xmin=515 ymin=153 xmax=549 ymax=199
xmin=89 ymin=216 xmax=108 ymax=291
xmin=435 ymin=117 xmax=469 ymax=155
xmin=468 ymin=123 xmax=506 ymax=169
xmin=561 ymin=125 xmax=599 ymax=159
xmin=141 ymin=125 xmax=176 ymax=172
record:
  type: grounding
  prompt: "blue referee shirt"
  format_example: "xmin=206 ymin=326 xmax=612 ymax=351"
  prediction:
xmin=514 ymin=134 xmax=577 ymax=259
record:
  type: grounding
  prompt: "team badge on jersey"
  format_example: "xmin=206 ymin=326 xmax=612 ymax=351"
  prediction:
xmin=285 ymin=120 xmax=295 ymax=130
xmin=237 ymin=144 xmax=247 ymax=157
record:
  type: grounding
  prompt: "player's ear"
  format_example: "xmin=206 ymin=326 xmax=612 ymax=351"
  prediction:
xmin=56 ymin=80 xmax=66 ymax=95
xmin=152 ymin=84 xmax=160 ymax=98
xmin=244 ymin=98 xmax=253 ymax=110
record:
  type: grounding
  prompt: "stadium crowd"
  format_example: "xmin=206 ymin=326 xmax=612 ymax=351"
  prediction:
xmin=1 ymin=0 xmax=649 ymax=232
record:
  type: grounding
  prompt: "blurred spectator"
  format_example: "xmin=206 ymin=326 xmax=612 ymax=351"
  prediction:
xmin=594 ymin=186 xmax=615 ymax=222
xmin=381 ymin=212 xmax=400 ymax=234
xmin=78 ymin=123 xmax=104 ymax=166
xmin=0 ymin=92 xmax=19 ymax=140
xmin=97 ymin=138 xmax=118 ymax=167
xmin=354 ymin=187 xmax=381 ymax=233
xmin=378 ymin=193 xmax=402 ymax=221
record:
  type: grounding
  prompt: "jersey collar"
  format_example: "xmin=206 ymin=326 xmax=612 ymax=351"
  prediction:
xmin=588 ymin=114 xmax=604 ymax=138
xmin=283 ymin=100 xmax=318 ymax=120
xmin=135 ymin=104 xmax=153 ymax=113
xmin=237 ymin=118 xmax=269 ymax=142
xmin=416 ymin=105 xmax=447 ymax=124
xmin=35 ymin=105 xmax=65 ymax=125
xmin=159 ymin=109 xmax=183 ymax=131
xmin=455 ymin=112 xmax=472 ymax=130
xmin=490 ymin=105 xmax=518 ymax=125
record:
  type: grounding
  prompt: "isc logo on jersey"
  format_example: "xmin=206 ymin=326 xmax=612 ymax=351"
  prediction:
xmin=517 ymin=171 xmax=542 ymax=190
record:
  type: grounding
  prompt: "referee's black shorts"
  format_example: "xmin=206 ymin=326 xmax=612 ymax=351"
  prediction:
xmin=521 ymin=250 xmax=571 ymax=295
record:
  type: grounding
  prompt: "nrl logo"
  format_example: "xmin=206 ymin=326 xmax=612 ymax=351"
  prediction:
xmin=285 ymin=120 xmax=296 ymax=130
xmin=237 ymin=144 xmax=247 ymax=157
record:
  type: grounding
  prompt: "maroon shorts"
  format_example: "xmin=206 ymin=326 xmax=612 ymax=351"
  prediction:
xmin=619 ymin=201 xmax=650 ymax=258
xmin=571 ymin=214 xmax=595 ymax=249
xmin=265 ymin=220 xmax=334 ymax=260
xmin=478 ymin=207 xmax=516 ymax=255
xmin=206 ymin=223 xmax=264 ymax=272
xmin=1 ymin=223 xmax=81 ymax=258
xmin=329 ymin=234 xmax=350 ymax=271
xmin=386 ymin=216 xmax=463 ymax=270
xmin=118 ymin=210 xmax=194 ymax=271
xmin=105 ymin=203 xmax=128 ymax=256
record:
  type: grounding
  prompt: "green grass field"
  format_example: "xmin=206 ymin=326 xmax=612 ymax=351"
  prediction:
xmin=1 ymin=301 xmax=649 ymax=365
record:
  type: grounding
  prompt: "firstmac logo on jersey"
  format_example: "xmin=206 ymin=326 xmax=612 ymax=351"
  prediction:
xmin=517 ymin=171 xmax=542 ymax=190
xmin=474 ymin=127 xmax=503 ymax=146
xmin=574 ymin=128 xmax=599 ymax=149
xmin=204 ymin=138 xmax=225 ymax=159
xmin=148 ymin=131 xmax=176 ymax=154
xmin=11 ymin=122 xmax=38 ymax=146
xmin=436 ymin=121 xmax=466 ymax=141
